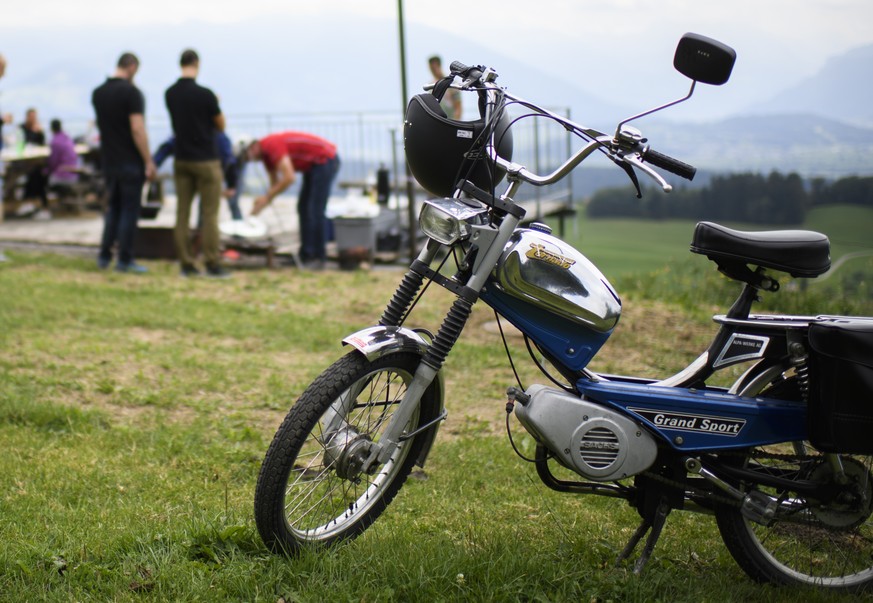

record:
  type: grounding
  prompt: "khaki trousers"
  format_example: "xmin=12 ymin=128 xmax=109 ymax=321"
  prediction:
xmin=173 ymin=159 xmax=223 ymax=267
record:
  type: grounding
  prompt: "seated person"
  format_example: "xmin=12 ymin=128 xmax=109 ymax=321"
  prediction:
xmin=18 ymin=108 xmax=49 ymax=217
xmin=20 ymin=107 xmax=46 ymax=146
xmin=46 ymin=118 xmax=79 ymax=185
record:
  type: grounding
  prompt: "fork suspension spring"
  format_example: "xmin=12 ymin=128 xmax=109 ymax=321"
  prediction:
xmin=379 ymin=269 xmax=425 ymax=327
xmin=422 ymin=298 xmax=473 ymax=371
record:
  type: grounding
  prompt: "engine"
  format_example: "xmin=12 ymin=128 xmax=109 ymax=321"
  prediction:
xmin=515 ymin=384 xmax=658 ymax=481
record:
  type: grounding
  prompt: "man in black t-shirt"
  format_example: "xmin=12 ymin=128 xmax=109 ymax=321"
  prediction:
xmin=92 ymin=52 xmax=156 ymax=273
xmin=165 ymin=49 xmax=227 ymax=278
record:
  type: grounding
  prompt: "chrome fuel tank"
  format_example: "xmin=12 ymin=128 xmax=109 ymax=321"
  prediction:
xmin=492 ymin=228 xmax=621 ymax=333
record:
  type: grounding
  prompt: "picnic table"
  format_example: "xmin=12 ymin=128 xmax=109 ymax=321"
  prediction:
xmin=1 ymin=144 xmax=101 ymax=216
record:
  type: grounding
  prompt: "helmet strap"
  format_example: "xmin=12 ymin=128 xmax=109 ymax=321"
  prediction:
xmin=431 ymin=76 xmax=454 ymax=103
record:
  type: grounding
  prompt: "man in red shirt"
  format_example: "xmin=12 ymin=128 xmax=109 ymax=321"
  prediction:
xmin=247 ymin=131 xmax=340 ymax=270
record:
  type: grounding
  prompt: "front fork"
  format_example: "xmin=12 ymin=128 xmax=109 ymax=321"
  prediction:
xmin=363 ymin=212 xmax=522 ymax=469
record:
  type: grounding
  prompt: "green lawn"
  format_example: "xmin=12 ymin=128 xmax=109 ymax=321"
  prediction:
xmin=545 ymin=204 xmax=873 ymax=318
xmin=552 ymin=203 xmax=873 ymax=278
xmin=0 ymin=233 xmax=868 ymax=601
xmin=804 ymin=204 xmax=873 ymax=258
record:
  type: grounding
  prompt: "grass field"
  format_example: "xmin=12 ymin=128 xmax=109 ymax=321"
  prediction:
xmin=553 ymin=203 xmax=873 ymax=318
xmin=556 ymin=203 xmax=873 ymax=279
xmin=0 ymin=205 xmax=871 ymax=601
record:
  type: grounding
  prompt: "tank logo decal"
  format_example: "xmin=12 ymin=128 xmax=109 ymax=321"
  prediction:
xmin=713 ymin=333 xmax=770 ymax=368
xmin=456 ymin=129 xmax=473 ymax=139
xmin=526 ymin=243 xmax=576 ymax=269
xmin=628 ymin=407 xmax=746 ymax=437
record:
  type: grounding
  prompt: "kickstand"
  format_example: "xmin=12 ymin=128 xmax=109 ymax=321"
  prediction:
xmin=615 ymin=500 xmax=671 ymax=574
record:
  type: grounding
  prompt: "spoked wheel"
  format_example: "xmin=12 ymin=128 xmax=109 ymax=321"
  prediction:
xmin=715 ymin=363 xmax=873 ymax=592
xmin=715 ymin=447 xmax=873 ymax=591
xmin=254 ymin=351 xmax=441 ymax=555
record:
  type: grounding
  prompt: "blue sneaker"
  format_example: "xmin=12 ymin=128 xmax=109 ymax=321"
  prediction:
xmin=115 ymin=261 xmax=148 ymax=274
xmin=97 ymin=256 xmax=111 ymax=269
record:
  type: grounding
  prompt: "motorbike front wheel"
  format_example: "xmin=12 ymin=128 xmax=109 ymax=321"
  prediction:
xmin=254 ymin=351 xmax=441 ymax=555
xmin=714 ymin=364 xmax=873 ymax=592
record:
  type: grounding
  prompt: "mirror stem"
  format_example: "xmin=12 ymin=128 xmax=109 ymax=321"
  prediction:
xmin=615 ymin=80 xmax=696 ymax=136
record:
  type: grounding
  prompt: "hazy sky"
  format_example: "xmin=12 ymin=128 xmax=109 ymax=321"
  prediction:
xmin=5 ymin=0 xmax=871 ymax=74
xmin=2 ymin=0 xmax=871 ymax=123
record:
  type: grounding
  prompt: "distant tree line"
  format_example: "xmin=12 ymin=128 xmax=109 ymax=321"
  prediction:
xmin=586 ymin=172 xmax=873 ymax=225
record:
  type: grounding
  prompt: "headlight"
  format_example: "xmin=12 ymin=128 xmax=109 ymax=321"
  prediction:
xmin=419 ymin=198 xmax=488 ymax=245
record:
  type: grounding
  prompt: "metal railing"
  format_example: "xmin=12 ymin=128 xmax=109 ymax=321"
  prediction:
xmin=68 ymin=107 xmax=576 ymax=218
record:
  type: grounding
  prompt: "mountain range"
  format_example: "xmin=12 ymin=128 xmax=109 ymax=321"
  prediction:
xmin=746 ymin=44 xmax=873 ymax=126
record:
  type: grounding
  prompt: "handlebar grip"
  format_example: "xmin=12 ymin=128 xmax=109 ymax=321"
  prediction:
xmin=642 ymin=148 xmax=697 ymax=181
xmin=449 ymin=61 xmax=484 ymax=85
xmin=450 ymin=61 xmax=470 ymax=76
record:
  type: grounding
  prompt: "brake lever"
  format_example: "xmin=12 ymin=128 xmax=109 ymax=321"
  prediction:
xmin=610 ymin=155 xmax=642 ymax=199
xmin=621 ymin=153 xmax=673 ymax=193
xmin=457 ymin=66 xmax=497 ymax=91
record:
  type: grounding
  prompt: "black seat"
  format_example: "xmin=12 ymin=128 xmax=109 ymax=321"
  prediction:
xmin=690 ymin=221 xmax=830 ymax=278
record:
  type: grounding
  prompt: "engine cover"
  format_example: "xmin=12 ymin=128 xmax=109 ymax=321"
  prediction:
xmin=515 ymin=384 xmax=658 ymax=481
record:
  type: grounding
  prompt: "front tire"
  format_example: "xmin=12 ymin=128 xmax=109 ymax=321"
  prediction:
xmin=254 ymin=351 xmax=441 ymax=555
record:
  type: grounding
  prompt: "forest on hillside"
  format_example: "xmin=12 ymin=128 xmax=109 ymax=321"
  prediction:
xmin=586 ymin=173 xmax=873 ymax=225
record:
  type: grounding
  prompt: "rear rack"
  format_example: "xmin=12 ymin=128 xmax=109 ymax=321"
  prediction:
xmin=713 ymin=314 xmax=818 ymax=330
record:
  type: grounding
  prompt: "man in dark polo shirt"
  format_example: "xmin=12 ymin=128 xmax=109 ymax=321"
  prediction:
xmin=165 ymin=48 xmax=228 ymax=278
xmin=92 ymin=52 xmax=156 ymax=273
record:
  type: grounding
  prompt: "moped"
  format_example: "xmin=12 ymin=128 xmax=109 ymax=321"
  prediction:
xmin=255 ymin=33 xmax=873 ymax=592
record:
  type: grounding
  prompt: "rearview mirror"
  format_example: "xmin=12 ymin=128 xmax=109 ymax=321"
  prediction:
xmin=674 ymin=33 xmax=736 ymax=85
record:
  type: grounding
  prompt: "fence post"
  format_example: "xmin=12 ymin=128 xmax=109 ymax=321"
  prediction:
xmin=533 ymin=117 xmax=542 ymax=220
xmin=397 ymin=0 xmax=417 ymax=261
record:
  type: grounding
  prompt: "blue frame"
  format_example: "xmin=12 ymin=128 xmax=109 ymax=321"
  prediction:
xmin=480 ymin=286 xmax=613 ymax=372
xmin=481 ymin=283 xmax=808 ymax=453
xmin=577 ymin=379 xmax=808 ymax=451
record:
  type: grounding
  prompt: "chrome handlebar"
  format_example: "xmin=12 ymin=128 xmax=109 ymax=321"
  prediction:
xmin=457 ymin=77 xmax=679 ymax=193
xmin=489 ymin=138 xmax=606 ymax=187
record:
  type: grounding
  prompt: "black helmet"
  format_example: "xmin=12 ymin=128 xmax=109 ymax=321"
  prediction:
xmin=404 ymin=92 xmax=513 ymax=197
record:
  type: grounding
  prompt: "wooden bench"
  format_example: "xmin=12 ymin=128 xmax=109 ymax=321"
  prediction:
xmin=47 ymin=169 xmax=105 ymax=215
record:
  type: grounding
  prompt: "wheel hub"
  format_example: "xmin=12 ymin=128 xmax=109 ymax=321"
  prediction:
xmin=322 ymin=428 xmax=374 ymax=481
xmin=809 ymin=457 xmax=873 ymax=530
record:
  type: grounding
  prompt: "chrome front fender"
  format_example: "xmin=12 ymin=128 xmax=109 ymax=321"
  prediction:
xmin=342 ymin=325 xmax=445 ymax=468
xmin=342 ymin=325 xmax=431 ymax=361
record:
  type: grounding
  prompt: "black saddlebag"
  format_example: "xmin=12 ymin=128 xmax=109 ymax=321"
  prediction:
xmin=807 ymin=318 xmax=873 ymax=454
